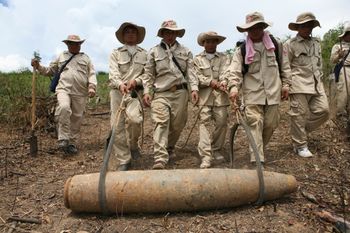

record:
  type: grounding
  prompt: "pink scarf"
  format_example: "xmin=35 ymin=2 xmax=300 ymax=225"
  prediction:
xmin=245 ymin=31 xmax=275 ymax=64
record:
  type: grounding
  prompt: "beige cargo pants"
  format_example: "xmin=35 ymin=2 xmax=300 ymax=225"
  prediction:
xmin=198 ymin=106 xmax=228 ymax=162
xmin=151 ymin=89 xmax=188 ymax=164
xmin=110 ymin=89 xmax=142 ymax=165
xmin=244 ymin=104 xmax=280 ymax=162
xmin=56 ymin=92 xmax=87 ymax=144
xmin=289 ymin=93 xmax=329 ymax=149
xmin=336 ymin=66 xmax=350 ymax=115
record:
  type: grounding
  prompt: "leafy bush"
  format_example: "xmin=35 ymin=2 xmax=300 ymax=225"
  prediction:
xmin=0 ymin=72 xmax=109 ymax=126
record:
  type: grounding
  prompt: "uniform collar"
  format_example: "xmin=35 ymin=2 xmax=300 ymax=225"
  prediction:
xmin=120 ymin=45 xmax=142 ymax=52
xmin=296 ymin=34 xmax=311 ymax=42
xmin=200 ymin=51 xmax=219 ymax=57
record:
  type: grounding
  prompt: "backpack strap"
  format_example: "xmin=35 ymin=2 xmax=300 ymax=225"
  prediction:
xmin=160 ymin=42 xmax=186 ymax=78
xmin=240 ymin=35 xmax=280 ymax=76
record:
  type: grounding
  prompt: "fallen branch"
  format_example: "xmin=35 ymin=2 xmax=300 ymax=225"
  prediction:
xmin=7 ymin=222 xmax=17 ymax=233
xmin=316 ymin=210 xmax=350 ymax=233
xmin=89 ymin=111 xmax=110 ymax=116
xmin=8 ymin=216 xmax=41 ymax=224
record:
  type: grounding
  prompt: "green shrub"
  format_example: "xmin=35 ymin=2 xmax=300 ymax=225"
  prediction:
xmin=0 ymin=71 xmax=109 ymax=126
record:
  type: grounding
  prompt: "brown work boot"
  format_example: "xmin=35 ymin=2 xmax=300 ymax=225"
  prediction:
xmin=152 ymin=161 xmax=166 ymax=170
xmin=130 ymin=148 xmax=141 ymax=159
xmin=167 ymin=147 xmax=177 ymax=159
xmin=117 ymin=163 xmax=130 ymax=171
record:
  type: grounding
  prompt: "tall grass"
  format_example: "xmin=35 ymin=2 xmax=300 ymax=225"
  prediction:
xmin=0 ymin=71 xmax=109 ymax=126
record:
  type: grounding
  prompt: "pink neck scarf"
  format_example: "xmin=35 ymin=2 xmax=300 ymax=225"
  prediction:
xmin=245 ymin=31 xmax=275 ymax=64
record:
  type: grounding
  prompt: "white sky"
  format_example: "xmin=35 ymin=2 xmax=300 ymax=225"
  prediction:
xmin=0 ymin=0 xmax=348 ymax=72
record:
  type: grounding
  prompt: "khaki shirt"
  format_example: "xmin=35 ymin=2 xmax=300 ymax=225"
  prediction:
xmin=142 ymin=41 xmax=198 ymax=94
xmin=193 ymin=51 xmax=229 ymax=106
xmin=225 ymin=40 xmax=291 ymax=105
xmin=285 ymin=35 xmax=324 ymax=94
xmin=38 ymin=51 xmax=97 ymax=96
xmin=330 ymin=42 xmax=350 ymax=65
xmin=109 ymin=45 xmax=147 ymax=89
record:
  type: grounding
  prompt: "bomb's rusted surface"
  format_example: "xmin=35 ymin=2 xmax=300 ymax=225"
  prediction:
xmin=64 ymin=169 xmax=297 ymax=214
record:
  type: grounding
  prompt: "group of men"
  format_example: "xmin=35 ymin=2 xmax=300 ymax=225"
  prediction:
xmin=31 ymin=11 xmax=350 ymax=171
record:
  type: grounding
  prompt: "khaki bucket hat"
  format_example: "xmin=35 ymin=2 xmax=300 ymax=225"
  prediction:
xmin=288 ymin=12 xmax=321 ymax=31
xmin=157 ymin=20 xmax=185 ymax=38
xmin=237 ymin=12 xmax=272 ymax=33
xmin=62 ymin=35 xmax=85 ymax=44
xmin=197 ymin=31 xmax=226 ymax=46
xmin=115 ymin=22 xmax=146 ymax=44
xmin=339 ymin=22 xmax=350 ymax=38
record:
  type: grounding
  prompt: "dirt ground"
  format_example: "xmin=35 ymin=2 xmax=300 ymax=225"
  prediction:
xmin=0 ymin=101 xmax=349 ymax=233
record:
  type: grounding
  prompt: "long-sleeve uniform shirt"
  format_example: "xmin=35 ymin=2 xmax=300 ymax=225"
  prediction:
xmin=108 ymin=45 xmax=147 ymax=88
xmin=38 ymin=51 xmax=97 ymax=96
xmin=284 ymin=35 xmax=324 ymax=94
xmin=225 ymin=41 xmax=291 ymax=105
xmin=193 ymin=51 xmax=229 ymax=106
xmin=142 ymin=41 xmax=198 ymax=94
xmin=330 ymin=42 xmax=350 ymax=66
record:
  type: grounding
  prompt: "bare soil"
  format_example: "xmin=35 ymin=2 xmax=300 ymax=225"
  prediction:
xmin=0 ymin=101 xmax=349 ymax=233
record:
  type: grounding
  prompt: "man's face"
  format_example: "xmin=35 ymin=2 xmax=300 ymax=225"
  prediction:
xmin=67 ymin=42 xmax=81 ymax=54
xmin=162 ymin=29 xmax=177 ymax=45
xmin=297 ymin=21 xmax=315 ymax=38
xmin=343 ymin=32 xmax=350 ymax=43
xmin=123 ymin=26 xmax=138 ymax=45
xmin=203 ymin=38 xmax=218 ymax=53
xmin=247 ymin=23 xmax=265 ymax=42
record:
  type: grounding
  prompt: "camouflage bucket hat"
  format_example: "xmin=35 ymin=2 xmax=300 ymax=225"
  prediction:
xmin=115 ymin=22 xmax=146 ymax=44
xmin=288 ymin=12 xmax=321 ymax=31
xmin=62 ymin=35 xmax=85 ymax=44
xmin=157 ymin=20 xmax=185 ymax=38
xmin=236 ymin=12 xmax=272 ymax=33
xmin=339 ymin=22 xmax=350 ymax=38
xmin=197 ymin=31 xmax=226 ymax=46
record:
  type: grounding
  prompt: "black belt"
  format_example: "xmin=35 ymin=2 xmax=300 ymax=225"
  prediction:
xmin=157 ymin=83 xmax=188 ymax=93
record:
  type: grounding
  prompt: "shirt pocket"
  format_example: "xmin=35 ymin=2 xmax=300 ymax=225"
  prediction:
xmin=118 ymin=53 xmax=131 ymax=73
xmin=267 ymin=51 xmax=277 ymax=67
xmin=175 ymin=53 xmax=188 ymax=72
xmin=58 ymin=59 xmax=70 ymax=72
xmin=198 ymin=63 xmax=211 ymax=77
xmin=155 ymin=53 xmax=169 ymax=73
xmin=293 ymin=49 xmax=310 ymax=66
xmin=248 ymin=52 xmax=261 ymax=74
xmin=133 ymin=54 xmax=147 ymax=74
xmin=77 ymin=60 xmax=88 ymax=75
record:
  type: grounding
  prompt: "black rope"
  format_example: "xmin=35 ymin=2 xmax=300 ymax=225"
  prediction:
xmin=229 ymin=110 xmax=265 ymax=205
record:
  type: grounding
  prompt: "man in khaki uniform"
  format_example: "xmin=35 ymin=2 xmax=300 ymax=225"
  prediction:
xmin=330 ymin=23 xmax=350 ymax=131
xmin=109 ymin=22 xmax=147 ymax=171
xmin=142 ymin=20 xmax=198 ymax=169
xmin=31 ymin=35 xmax=97 ymax=154
xmin=193 ymin=31 xmax=229 ymax=168
xmin=224 ymin=12 xmax=291 ymax=164
xmin=285 ymin=12 xmax=329 ymax=157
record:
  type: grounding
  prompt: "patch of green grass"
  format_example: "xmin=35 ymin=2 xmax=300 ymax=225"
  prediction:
xmin=0 ymin=71 xmax=110 ymax=125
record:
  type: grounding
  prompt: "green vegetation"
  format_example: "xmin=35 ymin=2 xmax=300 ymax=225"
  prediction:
xmin=321 ymin=24 xmax=343 ymax=79
xmin=0 ymin=71 xmax=109 ymax=125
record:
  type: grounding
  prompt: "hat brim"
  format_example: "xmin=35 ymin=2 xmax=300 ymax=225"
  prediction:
xmin=339 ymin=29 xmax=350 ymax=38
xmin=197 ymin=34 xmax=226 ymax=46
xmin=115 ymin=22 xmax=146 ymax=44
xmin=236 ymin=21 xmax=271 ymax=33
xmin=288 ymin=20 xmax=321 ymax=31
xmin=157 ymin=28 xmax=185 ymax=38
xmin=62 ymin=39 xmax=85 ymax=44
